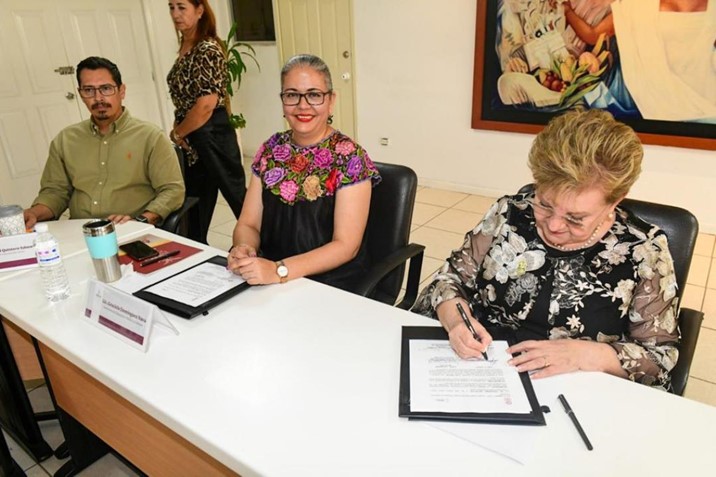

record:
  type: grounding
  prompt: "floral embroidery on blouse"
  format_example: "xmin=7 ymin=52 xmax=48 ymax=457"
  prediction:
xmin=412 ymin=193 xmax=680 ymax=390
xmin=252 ymin=130 xmax=381 ymax=204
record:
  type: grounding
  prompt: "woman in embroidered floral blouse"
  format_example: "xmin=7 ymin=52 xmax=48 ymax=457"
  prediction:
xmin=167 ymin=0 xmax=246 ymax=244
xmin=413 ymin=109 xmax=679 ymax=390
xmin=227 ymin=54 xmax=381 ymax=290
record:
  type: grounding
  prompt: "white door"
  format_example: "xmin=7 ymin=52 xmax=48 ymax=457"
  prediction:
xmin=275 ymin=0 xmax=357 ymax=139
xmin=0 ymin=0 xmax=163 ymax=207
xmin=58 ymin=0 xmax=163 ymax=126
xmin=0 ymin=0 xmax=83 ymax=207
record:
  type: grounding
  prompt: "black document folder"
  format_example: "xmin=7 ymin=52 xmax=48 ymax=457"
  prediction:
xmin=133 ymin=255 xmax=249 ymax=319
xmin=399 ymin=326 xmax=545 ymax=425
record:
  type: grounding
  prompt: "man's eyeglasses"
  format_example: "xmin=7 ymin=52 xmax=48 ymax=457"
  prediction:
xmin=279 ymin=90 xmax=332 ymax=106
xmin=78 ymin=84 xmax=119 ymax=98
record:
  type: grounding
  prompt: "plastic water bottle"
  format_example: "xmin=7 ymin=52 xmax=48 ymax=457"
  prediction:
xmin=34 ymin=223 xmax=70 ymax=302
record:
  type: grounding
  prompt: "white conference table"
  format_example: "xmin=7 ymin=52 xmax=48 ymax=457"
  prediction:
xmin=0 ymin=227 xmax=714 ymax=476
xmin=0 ymin=219 xmax=153 ymax=283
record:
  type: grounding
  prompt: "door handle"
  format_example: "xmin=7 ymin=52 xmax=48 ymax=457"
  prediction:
xmin=54 ymin=66 xmax=75 ymax=75
xmin=341 ymin=73 xmax=351 ymax=81
xmin=342 ymin=50 xmax=350 ymax=59
xmin=65 ymin=92 xmax=75 ymax=100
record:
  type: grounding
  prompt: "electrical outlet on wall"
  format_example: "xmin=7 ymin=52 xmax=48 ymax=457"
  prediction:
xmin=380 ymin=137 xmax=390 ymax=146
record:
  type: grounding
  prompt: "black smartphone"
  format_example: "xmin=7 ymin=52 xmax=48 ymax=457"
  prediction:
xmin=120 ymin=240 xmax=159 ymax=262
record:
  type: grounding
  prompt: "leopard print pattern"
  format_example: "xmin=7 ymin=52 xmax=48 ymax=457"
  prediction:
xmin=167 ymin=38 xmax=227 ymax=120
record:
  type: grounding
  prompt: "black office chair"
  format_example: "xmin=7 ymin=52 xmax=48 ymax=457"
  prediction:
xmin=351 ymin=162 xmax=425 ymax=310
xmin=619 ymin=198 xmax=703 ymax=396
xmin=160 ymin=146 xmax=199 ymax=237
xmin=518 ymin=184 xmax=703 ymax=396
xmin=0 ymin=429 xmax=25 ymax=477
xmin=0 ymin=321 xmax=54 ymax=465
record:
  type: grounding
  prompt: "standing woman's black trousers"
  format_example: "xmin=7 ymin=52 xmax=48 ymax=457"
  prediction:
xmin=184 ymin=107 xmax=246 ymax=244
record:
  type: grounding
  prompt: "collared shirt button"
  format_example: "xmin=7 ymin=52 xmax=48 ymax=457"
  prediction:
xmin=98 ymin=181 xmax=103 ymax=185
xmin=101 ymin=162 xmax=105 ymax=165
xmin=93 ymin=201 xmax=98 ymax=205
xmin=103 ymin=141 xmax=108 ymax=145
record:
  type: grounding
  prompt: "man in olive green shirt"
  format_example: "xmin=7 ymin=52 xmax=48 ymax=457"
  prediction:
xmin=24 ymin=57 xmax=184 ymax=227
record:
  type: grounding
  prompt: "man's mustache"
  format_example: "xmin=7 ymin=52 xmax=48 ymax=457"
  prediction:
xmin=91 ymin=102 xmax=111 ymax=110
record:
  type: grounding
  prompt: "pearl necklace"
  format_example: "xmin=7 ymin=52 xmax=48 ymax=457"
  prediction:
xmin=545 ymin=214 xmax=613 ymax=252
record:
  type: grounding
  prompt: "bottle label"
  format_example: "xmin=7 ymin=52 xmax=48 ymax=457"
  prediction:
xmin=36 ymin=246 xmax=62 ymax=266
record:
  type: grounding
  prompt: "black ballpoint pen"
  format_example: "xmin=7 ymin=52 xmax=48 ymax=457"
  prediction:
xmin=558 ymin=394 xmax=593 ymax=451
xmin=455 ymin=302 xmax=489 ymax=361
xmin=139 ymin=249 xmax=180 ymax=267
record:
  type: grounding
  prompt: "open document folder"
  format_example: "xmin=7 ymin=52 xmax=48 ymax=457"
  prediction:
xmin=399 ymin=326 xmax=545 ymax=425
xmin=133 ymin=255 xmax=249 ymax=319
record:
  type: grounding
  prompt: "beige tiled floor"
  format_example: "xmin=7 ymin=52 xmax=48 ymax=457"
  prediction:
xmin=8 ymin=185 xmax=715 ymax=475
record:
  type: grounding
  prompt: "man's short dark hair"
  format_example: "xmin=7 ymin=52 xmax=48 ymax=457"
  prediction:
xmin=76 ymin=57 xmax=122 ymax=86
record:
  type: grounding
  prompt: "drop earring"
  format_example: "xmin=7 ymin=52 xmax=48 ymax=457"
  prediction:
xmin=327 ymin=115 xmax=334 ymax=125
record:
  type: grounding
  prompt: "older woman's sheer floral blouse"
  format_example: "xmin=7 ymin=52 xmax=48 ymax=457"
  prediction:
xmin=413 ymin=193 xmax=680 ymax=390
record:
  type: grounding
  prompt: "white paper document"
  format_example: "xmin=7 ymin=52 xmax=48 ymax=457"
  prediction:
xmin=143 ymin=261 xmax=245 ymax=307
xmin=409 ymin=340 xmax=531 ymax=414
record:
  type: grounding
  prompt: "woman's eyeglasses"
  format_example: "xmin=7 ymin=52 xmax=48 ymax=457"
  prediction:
xmin=280 ymin=91 xmax=332 ymax=106
xmin=78 ymin=84 xmax=119 ymax=98
xmin=529 ymin=199 xmax=587 ymax=228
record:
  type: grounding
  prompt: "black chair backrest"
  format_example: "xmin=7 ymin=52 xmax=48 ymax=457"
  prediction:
xmin=161 ymin=146 xmax=195 ymax=236
xmin=619 ymin=198 xmax=698 ymax=300
xmin=517 ymin=184 xmax=698 ymax=303
xmin=174 ymin=145 xmax=188 ymax=178
xmin=365 ymin=162 xmax=418 ymax=304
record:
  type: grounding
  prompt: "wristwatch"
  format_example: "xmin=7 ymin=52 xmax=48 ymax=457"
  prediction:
xmin=134 ymin=215 xmax=149 ymax=224
xmin=276 ymin=260 xmax=289 ymax=284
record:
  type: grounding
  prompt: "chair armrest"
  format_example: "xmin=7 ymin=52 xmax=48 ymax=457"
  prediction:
xmin=352 ymin=243 xmax=425 ymax=304
xmin=670 ymin=307 xmax=704 ymax=396
xmin=160 ymin=197 xmax=199 ymax=233
xmin=395 ymin=248 xmax=425 ymax=310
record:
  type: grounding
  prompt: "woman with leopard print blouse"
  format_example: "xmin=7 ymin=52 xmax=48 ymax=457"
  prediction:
xmin=167 ymin=0 xmax=246 ymax=244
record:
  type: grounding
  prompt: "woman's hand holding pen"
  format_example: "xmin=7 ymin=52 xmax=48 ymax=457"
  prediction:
xmin=437 ymin=299 xmax=492 ymax=360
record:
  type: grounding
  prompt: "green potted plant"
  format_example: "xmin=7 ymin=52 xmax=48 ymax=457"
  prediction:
xmin=223 ymin=22 xmax=260 ymax=129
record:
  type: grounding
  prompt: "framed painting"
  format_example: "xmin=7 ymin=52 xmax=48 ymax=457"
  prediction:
xmin=471 ymin=0 xmax=716 ymax=150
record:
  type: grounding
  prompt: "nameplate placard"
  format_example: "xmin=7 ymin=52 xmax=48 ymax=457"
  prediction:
xmin=84 ymin=280 xmax=179 ymax=351
xmin=0 ymin=233 xmax=37 ymax=271
xmin=85 ymin=280 xmax=156 ymax=352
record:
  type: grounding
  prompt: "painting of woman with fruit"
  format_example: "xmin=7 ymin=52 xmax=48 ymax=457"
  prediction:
xmin=491 ymin=0 xmax=716 ymax=123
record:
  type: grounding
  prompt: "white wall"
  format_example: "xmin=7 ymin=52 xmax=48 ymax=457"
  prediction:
xmin=232 ymin=44 xmax=284 ymax=157
xmin=142 ymin=0 xmax=180 ymax=130
xmin=184 ymin=0 xmax=716 ymax=233
xmin=351 ymin=0 xmax=716 ymax=232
